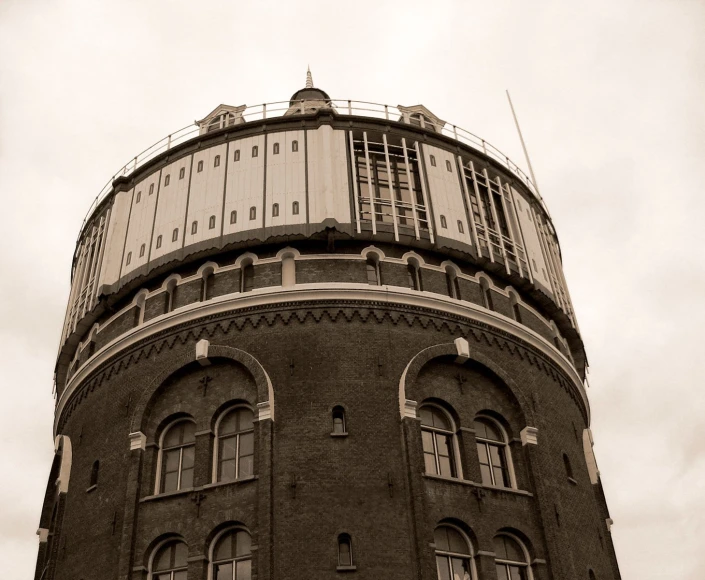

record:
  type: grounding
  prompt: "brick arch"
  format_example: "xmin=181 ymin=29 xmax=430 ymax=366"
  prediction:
xmin=129 ymin=343 xmax=274 ymax=434
xmin=398 ymin=338 xmax=534 ymax=424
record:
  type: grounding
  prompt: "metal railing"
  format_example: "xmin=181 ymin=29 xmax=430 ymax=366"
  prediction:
xmin=76 ymin=98 xmax=545 ymax=245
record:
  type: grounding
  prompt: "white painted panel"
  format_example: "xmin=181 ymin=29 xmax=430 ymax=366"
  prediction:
xmin=123 ymin=172 xmax=160 ymax=276
xmin=265 ymin=130 xmax=306 ymax=228
xmin=98 ymin=188 xmax=133 ymax=287
xmin=423 ymin=146 xmax=471 ymax=245
xmin=223 ymin=135 xmax=266 ymax=236
xmin=151 ymin=156 xmax=192 ymax=260
xmin=511 ymin=186 xmax=551 ymax=289
xmin=185 ymin=143 xmax=227 ymax=246
xmin=307 ymin=127 xmax=350 ymax=224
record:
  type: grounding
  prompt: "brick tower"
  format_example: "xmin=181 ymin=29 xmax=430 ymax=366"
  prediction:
xmin=37 ymin=73 xmax=620 ymax=580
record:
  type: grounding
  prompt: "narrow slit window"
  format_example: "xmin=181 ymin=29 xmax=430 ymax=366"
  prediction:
xmin=191 ymin=221 xmax=198 ymax=235
xmin=292 ymin=140 xmax=299 ymax=152
xmin=156 ymin=235 xmax=162 ymax=249
xmin=126 ymin=252 xmax=132 ymax=266
xmin=457 ymin=220 xmax=464 ymax=234
xmin=214 ymin=155 xmax=221 ymax=167
xmin=272 ymin=203 xmax=279 ymax=217
xmin=481 ymin=280 xmax=494 ymax=310
xmin=273 ymin=142 xmax=280 ymax=155
xmin=337 ymin=535 xmax=353 ymax=568
xmin=563 ymin=453 xmax=574 ymax=480
xmin=366 ymin=258 xmax=380 ymax=286
xmin=139 ymin=244 xmax=145 ymax=258
xmin=149 ymin=183 xmax=154 ymax=195
xmin=89 ymin=460 xmax=99 ymax=488
xmin=252 ymin=145 xmax=258 ymax=158
xmin=446 ymin=272 xmax=461 ymax=299
xmin=241 ymin=263 xmax=254 ymax=292
xmin=234 ymin=149 xmax=241 ymax=162
xmin=164 ymin=174 xmax=170 ymax=186
xmin=209 ymin=215 xmax=216 ymax=229
xmin=230 ymin=210 xmax=237 ymax=224
xmin=179 ymin=167 xmax=185 ymax=179
xmin=430 ymin=155 xmax=436 ymax=167
xmin=446 ymin=159 xmax=452 ymax=172
xmin=136 ymin=192 xmax=141 ymax=204
xmin=407 ymin=263 xmax=422 ymax=291
xmin=332 ymin=406 xmax=346 ymax=434
xmin=197 ymin=160 xmax=204 ymax=172
xmin=172 ymin=228 xmax=179 ymax=242
xmin=512 ymin=302 xmax=522 ymax=323
xmin=292 ymin=201 xmax=300 ymax=215
xmin=440 ymin=215 xmax=447 ymax=229
xmin=249 ymin=206 xmax=256 ymax=220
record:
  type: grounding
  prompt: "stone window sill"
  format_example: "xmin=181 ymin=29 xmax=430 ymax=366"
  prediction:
xmin=330 ymin=432 xmax=349 ymax=438
xmin=86 ymin=484 xmax=97 ymax=493
xmin=568 ymin=477 xmax=578 ymax=485
xmin=142 ymin=476 xmax=258 ymax=502
xmin=336 ymin=565 xmax=357 ymax=572
xmin=422 ymin=474 xmax=532 ymax=497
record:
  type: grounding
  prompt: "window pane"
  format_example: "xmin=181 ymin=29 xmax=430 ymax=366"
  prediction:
xmin=239 ymin=432 xmax=254 ymax=456
xmin=164 ymin=426 xmax=182 ymax=448
xmin=431 ymin=409 xmax=450 ymax=430
xmin=502 ymin=536 xmax=524 ymax=562
xmin=215 ymin=533 xmax=233 ymax=561
xmin=496 ymin=564 xmax=509 ymax=580
xmin=180 ymin=467 xmax=194 ymax=489
xmin=477 ymin=443 xmax=489 ymax=465
xmin=154 ymin=544 xmax=172 ymax=571
xmin=239 ymin=455 xmax=254 ymax=478
xmin=219 ymin=459 xmax=236 ymax=481
xmin=509 ymin=566 xmax=527 ymax=580
xmin=156 ymin=574 xmax=171 ymax=580
xmin=493 ymin=466 xmax=508 ymax=487
xmin=173 ymin=541 xmax=188 ymax=566
xmin=338 ymin=540 xmax=351 ymax=566
xmin=163 ymin=471 xmax=178 ymax=493
xmin=236 ymin=559 xmax=252 ymax=580
xmin=451 ymin=557 xmax=470 ymax=580
xmin=422 ymin=430 xmax=435 ymax=453
xmin=424 ymin=452 xmax=438 ymax=475
xmin=215 ymin=562 xmax=233 ymax=580
xmin=182 ymin=445 xmax=195 ymax=469
xmin=235 ymin=531 xmax=251 ymax=556
xmin=164 ymin=449 xmax=180 ymax=473
xmin=220 ymin=436 xmax=238 ymax=460
xmin=480 ymin=464 xmax=493 ymax=485
xmin=447 ymin=528 xmax=468 ymax=555
xmin=434 ymin=527 xmax=450 ymax=551
xmin=237 ymin=409 xmax=254 ymax=431
xmin=438 ymin=455 xmax=453 ymax=477
xmin=436 ymin=433 xmax=452 ymax=457
xmin=489 ymin=445 xmax=503 ymax=467
xmin=419 ymin=407 xmax=434 ymax=426
xmin=436 ymin=556 xmax=452 ymax=580
xmin=182 ymin=421 xmax=196 ymax=443
xmin=333 ymin=416 xmax=345 ymax=433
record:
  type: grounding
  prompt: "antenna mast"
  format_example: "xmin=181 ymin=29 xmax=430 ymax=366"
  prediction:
xmin=506 ymin=90 xmax=541 ymax=196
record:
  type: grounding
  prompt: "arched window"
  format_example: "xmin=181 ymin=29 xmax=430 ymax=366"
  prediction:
xmin=366 ymin=257 xmax=381 ymax=286
xmin=191 ymin=221 xmax=198 ymax=235
xmin=434 ymin=525 xmax=473 ymax=580
xmin=589 ymin=570 xmax=596 ymax=580
xmin=337 ymin=534 xmax=353 ymax=568
xmin=139 ymin=243 xmax=146 ymax=258
xmin=89 ymin=460 xmax=99 ymax=488
xmin=480 ymin=278 xmax=494 ymax=310
xmin=209 ymin=215 xmax=216 ymax=229
xmin=149 ymin=183 xmax=155 ymax=195
xmin=234 ymin=149 xmax=241 ymax=162
xmin=158 ymin=420 xmax=196 ymax=493
xmin=179 ymin=167 xmax=185 ymax=179
xmin=172 ymin=228 xmax=179 ymax=242
xmin=151 ymin=540 xmax=188 ymax=580
xmin=215 ymin=407 xmax=254 ymax=482
xmin=241 ymin=263 xmax=254 ymax=293
xmin=273 ymin=142 xmax=280 ymax=155
xmin=214 ymin=155 xmax=221 ymax=167
xmin=510 ymin=294 xmax=522 ymax=323
xmin=201 ymin=270 xmax=212 ymax=302
xmin=292 ymin=201 xmax=300 ymax=215
xmin=419 ymin=405 xmax=457 ymax=478
xmin=251 ymin=145 xmax=258 ymax=158
xmin=272 ymin=203 xmax=279 ymax=217
xmin=430 ymin=155 xmax=437 ymax=167
xmin=446 ymin=270 xmax=461 ymax=299
xmin=211 ymin=529 xmax=252 ymax=580
xmin=457 ymin=220 xmax=465 ymax=234
xmin=563 ymin=453 xmax=574 ymax=480
xmin=493 ymin=535 xmax=530 ymax=580
xmin=332 ymin=406 xmax=346 ymax=435
xmin=166 ymin=279 xmax=177 ymax=313
xmin=292 ymin=140 xmax=299 ymax=152
xmin=230 ymin=210 xmax=237 ymax=224
xmin=126 ymin=252 xmax=132 ymax=266
xmin=440 ymin=215 xmax=447 ymax=229
xmin=197 ymin=160 xmax=204 ymax=172
xmin=474 ymin=417 xmax=511 ymax=487
xmin=446 ymin=159 xmax=453 ymax=172
xmin=249 ymin=206 xmax=256 ymax=220
xmin=164 ymin=174 xmax=170 ymax=186
xmin=156 ymin=235 xmax=163 ymax=249
xmin=407 ymin=262 xmax=422 ymax=291
xmin=136 ymin=191 xmax=141 ymax=204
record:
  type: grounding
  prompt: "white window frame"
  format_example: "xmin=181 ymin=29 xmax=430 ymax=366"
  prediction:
xmin=207 ymin=526 xmax=252 ymax=580
xmin=154 ymin=418 xmax=196 ymax=495
xmin=434 ymin=524 xmax=477 ymax=580
xmin=474 ymin=415 xmax=517 ymax=489
xmin=211 ymin=405 xmax=255 ymax=483
xmin=419 ymin=403 xmax=463 ymax=480
xmin=493 ymin=533 xmax=534 ymax=580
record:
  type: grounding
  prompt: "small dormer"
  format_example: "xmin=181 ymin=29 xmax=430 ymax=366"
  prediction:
xmin=196 ymin=104 xmax=247 ymax=135
xmin=397 ymin=104 xmax=446 ymax=133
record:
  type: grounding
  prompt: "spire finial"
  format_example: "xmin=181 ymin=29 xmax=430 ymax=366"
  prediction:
xmin=305 ymin=66 xmax=313 ymax=89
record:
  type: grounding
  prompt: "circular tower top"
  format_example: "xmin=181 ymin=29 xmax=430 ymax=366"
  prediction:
xmin=289 ymin=66 xmax=330 ymax=105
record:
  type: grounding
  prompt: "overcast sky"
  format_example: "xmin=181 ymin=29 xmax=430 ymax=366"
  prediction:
xmin=1 ymin=1 xmax=703 ymax=577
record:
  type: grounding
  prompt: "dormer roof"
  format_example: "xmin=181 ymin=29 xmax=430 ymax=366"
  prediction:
xmin=397 ymin=104 xmax=446 ymax=133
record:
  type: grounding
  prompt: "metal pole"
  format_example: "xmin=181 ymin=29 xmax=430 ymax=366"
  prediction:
xmin=506 ymin=90 xmax=541 ymax=196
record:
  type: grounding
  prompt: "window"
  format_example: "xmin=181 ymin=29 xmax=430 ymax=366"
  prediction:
xmin=366 ymin=258 xmax=380 ymax=286
xmin=474 ymin=417 xmax=511 ymax=487
xmin=191 ymin=221 xmax=198 ymax=235
xmin=272 ymin=203 xmax=279 ymax=217
xmin=164 ymin=174 xmax=170 ymax=186
xmin=292 ymin=140 xmax=299 ymax=152
xmin=136 ymin=192 xmax=141 ymax=204
xmin=249 ymin=206 xmax=256 ymax=220
xmin=337 ymin=534 xmax=353 ymax=568
xmin=172 ymin=228 xmax=179 ymax=243
xmin=512 ymin=302 xmax=522 ymax=323
xmin=214 ymin=155 xmax=221 ymax=167
xmin=251 ymin=145 xmax=258 ymax=158
xmin=151 ymin=540 xmax=188 ymax=580
xmin=126 ymin=252 xmax=132 ymax=266
xmin=273 ymin=142 xmax=280 ymax=155
xmin=563 ymin=453 xmax=574 ymax=481
xmin=430 ymin=155 xmax=437 ymax=167
xmin=209 ymin=215 xmax=216 ymax=229
xmin=493 ymin=535 xmax=529 ymax=580
xmin=407 ymin=262 xmax=422 ymax=291
xmin=215 ymin=407 xmax=254 ymax=482
xmin=419 ymin=405 xmax=457 ymax=478
xmin=159 ymin=420 xmax=196 ymax=493
xmin=440 ymin=215 xmax=447 ymax=229
xmin=197 ymin=160 xmax=204 ymax=172
xmin=332 ymin=406 xmax=346 ymax=435
xmin=446 ymin=271 xmax=461 ymax=299
xmin=480 ymin=279 xmax=494 ymax=310
xmin=234 ymin=149 xmax=241 ymax=162
xmin=156 ymin=235 xmax=163 ymax=249
xmin=589 ymin=571 xmax=596 ymax=580
xmin=89 ymin=460 xmax=99 ymax=488
xmin=457 ymin=220 xmax=464 ymax=234
xmin=292 ymin=201 xmax=299 ymax=215
xmin=446 ymin=159 xmax=452 ymax=172
xmin=434 ymin=525 xmax=473 ymax=580
xmin=230 ymin=210 xmax=237 ymax=224
xmin=149 ymin=183 xmax=155 ymax=195
xmin=179 ymin=167 xmax=185 ymax=180
xmin=139 ymin=243 xmax=146 ymax=258
xmin=241 ymin=263 xmax=254 ymax=292
xmin=211 ymin=529 xmax=252 ymax=580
